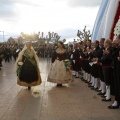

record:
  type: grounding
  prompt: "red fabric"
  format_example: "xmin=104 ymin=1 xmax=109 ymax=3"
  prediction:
xmin=96 ymin=62 xmax=101 ymax=65
xmin=70 ymin=66 xmax=73 ymax=70
xmin=102 ymin=66 xmax=111 ymax=68
xmin=73 ymin=59 xmax=80 ymax=61
xmin=81 ymin=58 xmax=86 ymax=61
xmin=110 ymin=1 xmax=120 ymax=40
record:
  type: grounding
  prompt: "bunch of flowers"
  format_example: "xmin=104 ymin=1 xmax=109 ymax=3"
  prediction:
xmin=63 ymin=59 xmax=71 ymax=71
xmin=16 ymin=62 xmax=23 ymax=77
xmin=114 ymin=18 xmax=120 ymax=40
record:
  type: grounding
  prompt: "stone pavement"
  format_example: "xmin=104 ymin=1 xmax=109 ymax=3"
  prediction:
xmin=0 ymin=59 xmax=120 ymax=120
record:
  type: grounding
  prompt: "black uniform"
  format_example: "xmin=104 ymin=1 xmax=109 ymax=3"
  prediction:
xmin=90 ymin=46 xmax=100 ymax=78
xmin=113 ymin=46 xmax=120 ymax=106
xmin=98 ymin=47 xmax=113 ymax=86
xmin=4 ymin=47 xmax=11 ymax=62
xmin=72 ymin=49 xmax=80 ymax=72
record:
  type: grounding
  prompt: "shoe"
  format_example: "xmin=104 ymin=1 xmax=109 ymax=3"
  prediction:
xmin=97 ymin=92 xmax=105 ymax=96
xmin=102 ymin=98 xmax=111 ymax=101
xmin=91 ymin=87 xmax=98 ymax=90
xmin=28 ymin=86 xmax=31 ymax=90
xmin=81 ymin=78 xmax=85 ymax=81
xmin=88 ymin=85 xmax=94 ymax=88
xmin=95 ymin=89 xmax=101 ymax=92
xmin=101 ymin=95 xmax=106 ymax=98
xmin=57 ymin=84 xmax=63 ymax=87
xmin=88 ymin=82 xmax=91 ymax=85
xmin=108 ymin=105 xmax=119 ymax=109
xmin=94 ymin=88 xmax=99 ymax=91
xmin=84 ymin=81 xmax=88 ymax=83
xmin=75 ymin=76 xmax=79 ymax=78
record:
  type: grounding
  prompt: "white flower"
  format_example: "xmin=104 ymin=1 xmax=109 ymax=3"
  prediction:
xmin=114 ymin=18 xmax=120 ymax=39
xmin=64 ymin=59 xmax=69 ymax=62
xmin=18 ymin=62 xmax=23 ymax=66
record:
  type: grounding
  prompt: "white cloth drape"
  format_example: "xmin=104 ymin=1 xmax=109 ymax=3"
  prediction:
xmin=103 ymin=0 xmax=119 ymax=39
xmin=92 ymin=0 xmax=120 ymax=41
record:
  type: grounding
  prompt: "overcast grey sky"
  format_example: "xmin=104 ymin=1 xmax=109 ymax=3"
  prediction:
xmin=0 ymin=0 xmax=102 ymax=42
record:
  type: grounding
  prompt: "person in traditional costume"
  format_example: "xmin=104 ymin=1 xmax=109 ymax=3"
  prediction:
xmin=95 ymin=38 xmax=106 ymax=96
xmin=89 ymin=40 xmax=100 ymax=90
xmin=83 ymin=40 xmax=91 ymax=83
xmin=108 ymin=34 xmax=120 ymax=109
xmin=96 ymin=39 xmax=113 ymax=101
xmin=79 ymin=40 xmax=88 ymax=81
xmin=47 ymin=41 xmax=73 ymax=87
xmin=4 ymin=45 xmax=11 ymax=62
xmin=72 ymin=43 xmax=80 ymax=78
xmin=16 ymin=41 xmax=42 ymax=90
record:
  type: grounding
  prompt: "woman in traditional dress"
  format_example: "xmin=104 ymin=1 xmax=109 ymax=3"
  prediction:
xmin=16 ymin=41 xmax=42 ymax=90
xmin=47 ymin=41 xmax=73 ymax=87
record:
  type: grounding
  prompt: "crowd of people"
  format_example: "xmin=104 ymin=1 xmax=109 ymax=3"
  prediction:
xmin=0 ymin=43 xmax=55 ymax=70
xmin=70 ymin=34 xmax=120 ymax=109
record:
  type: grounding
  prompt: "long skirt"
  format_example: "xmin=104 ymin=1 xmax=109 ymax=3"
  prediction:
xmin=17 ymin=59 xmax=41 ymax=86
xmin=47 ymin=60 xmax=73 ymax=84
xmin=91 ymin=64 xmax=99 ymax=78
xmin=102 ymin=67 xmax=113 ymax=86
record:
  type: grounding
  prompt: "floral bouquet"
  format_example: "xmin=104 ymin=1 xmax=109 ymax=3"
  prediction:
xmin=63 ymin=59 xmax=71 ymax=71
xmin=17 ymin=62 xmax=23 ymax=66
xmin=16 ymin=62 xmax=23 ymax=77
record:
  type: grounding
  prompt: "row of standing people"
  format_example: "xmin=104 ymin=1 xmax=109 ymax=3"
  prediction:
xmin=70 ymin=35 xmax=120 ymax=109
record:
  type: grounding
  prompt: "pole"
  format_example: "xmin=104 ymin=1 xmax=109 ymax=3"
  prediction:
xmin=3 ymin=31 xmax=4 ymax=42
xmin=0 ymin=31 xmax=4 ymax=42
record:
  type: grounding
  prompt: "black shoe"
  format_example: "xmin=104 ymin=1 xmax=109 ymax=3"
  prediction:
xmin=97 ymin=92 xmax=105 ymax=96
xmin=102 ymin=98 xmax=111 ymax=101
xmin=101 ymin=95 xmax=106 ymax=98
xmin=91 ymin=87 xmax=95 ymax=90
xmin=28 ymin=86 xmax=31 ymax=90
xmin=88 ymin=82 xmax=91 ymax=85
xmin=94 ymin=87 xmax=99 ymax=91
xmin=91 ymin=87 xmax=98 ymax=90
xmin=75 ymin=76 xmax=79 ymax=78
xmin=84 ymin=81 xmax=88 ymax=83
xmin=57 ymin=84 xmax=63 ymax=87
xmin=108 ymin=105 xmax=119 ymax=109
xmin=88 ymin=85 xmax=94 ymax=88
xmin=95 ymin=89 xmax=101 ymax=92
xmin=82 ymin=79 xmax=86 ymax=81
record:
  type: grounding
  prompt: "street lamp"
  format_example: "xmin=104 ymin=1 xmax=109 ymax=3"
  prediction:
xmin=0 ymin=31 xmax=4 ymax=42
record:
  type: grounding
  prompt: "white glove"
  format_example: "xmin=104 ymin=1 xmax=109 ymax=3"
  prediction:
xmin=73 ymin=60 xmax=75 ymax=64
xmin=89 ymin=62 xmax=93 ymax=66
xmin=70 ymin=54 xmax=73 ymax=59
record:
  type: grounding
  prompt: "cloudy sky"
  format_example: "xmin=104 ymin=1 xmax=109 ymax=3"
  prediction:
xmin=0 ymin=0 xmax=102 ymax=42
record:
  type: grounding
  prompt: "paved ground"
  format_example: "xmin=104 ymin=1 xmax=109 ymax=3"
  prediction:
xmin=0 ymin=59 xmax=120 ymax=120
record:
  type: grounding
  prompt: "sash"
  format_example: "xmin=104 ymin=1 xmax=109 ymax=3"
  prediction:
xmin=23 ymin=51 xmax=37 ymax=68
